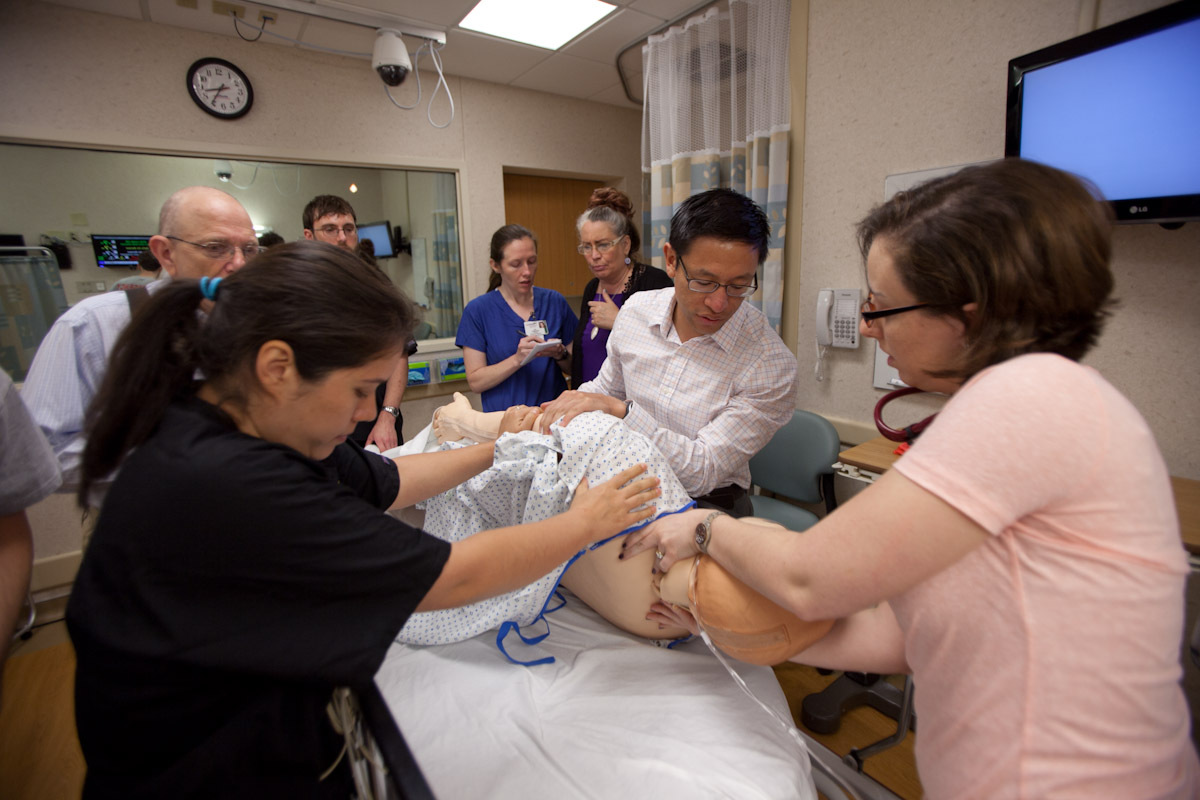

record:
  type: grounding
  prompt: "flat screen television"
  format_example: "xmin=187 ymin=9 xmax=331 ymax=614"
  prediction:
xmin=91 ymin=234 xmax=153 ymax=268
xmin=1005 ymin=0 xmax=1200 ymax=224
xmin=357 ymin=220 xmax=395 ymax=258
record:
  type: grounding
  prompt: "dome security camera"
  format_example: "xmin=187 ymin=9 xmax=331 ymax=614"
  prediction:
xmin=373 ymin=29 xmax=412 ymax=87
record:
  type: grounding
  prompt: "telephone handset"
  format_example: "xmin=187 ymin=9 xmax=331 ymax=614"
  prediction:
xmin=815 ymin=288 xmax=860 ymax=349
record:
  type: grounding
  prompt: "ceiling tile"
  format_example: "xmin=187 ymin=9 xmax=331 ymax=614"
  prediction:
xmin=561 ymin=7 xmax=662 ymax=65
xmin=588 ymin=80 xmax=642 ymax=110
xmin=334 ymin=0 xmax=477 ymax=28
xmin=629 ymin=0 xmax=719 ymax=24
xmin=511 ymin=53 xmax=621 ymax=99
xmin=437 ymin=29 xmax=550 ymax=85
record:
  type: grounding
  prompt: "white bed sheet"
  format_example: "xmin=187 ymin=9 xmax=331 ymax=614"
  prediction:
xmin=375 ymin=589 xmax=817 ymax=800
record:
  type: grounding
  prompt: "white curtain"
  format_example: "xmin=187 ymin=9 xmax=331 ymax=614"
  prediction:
xmin=641 ymin=0 xmax=791 ymax=329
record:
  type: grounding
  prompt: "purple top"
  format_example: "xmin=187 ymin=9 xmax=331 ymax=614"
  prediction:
xmin=579 ymin=291 xmax=626 ymax=384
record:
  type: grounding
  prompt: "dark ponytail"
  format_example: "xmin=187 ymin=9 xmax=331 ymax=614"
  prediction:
xmin=79 ymin=241 xmax=415 ymax=505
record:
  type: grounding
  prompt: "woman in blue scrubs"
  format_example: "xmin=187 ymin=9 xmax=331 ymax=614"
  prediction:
xmin=456 ymin=225 xmax=577 ymax=411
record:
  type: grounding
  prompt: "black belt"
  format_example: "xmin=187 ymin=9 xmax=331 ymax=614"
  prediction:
xmin=694 ymin=484 xmax=752 ymax=518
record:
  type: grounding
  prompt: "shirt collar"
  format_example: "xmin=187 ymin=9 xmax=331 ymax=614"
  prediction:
xmin=650 ymin=288 xmax=748 ymax=352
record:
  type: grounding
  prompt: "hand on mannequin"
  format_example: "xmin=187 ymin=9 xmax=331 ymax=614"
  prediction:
xmin=497 ymin=405 xmax=541 ymax=436
xmin=568 ymin=468 xmax=660 ymax=535
xmin=539 ymin=390 xmax=626 ymax=430
xmin=621 ymin=506 xmax=709 ymax=574
xmin=433 ymin=392 xmax=548 ymax=444
xmin=646 ymin=600 xmax=699 ymax=637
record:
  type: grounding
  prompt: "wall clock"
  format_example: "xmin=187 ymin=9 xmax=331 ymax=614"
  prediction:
xmin=186 ymin=58 xmax=254 ymax=120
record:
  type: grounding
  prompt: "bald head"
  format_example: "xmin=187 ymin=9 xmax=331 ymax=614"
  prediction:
xmin=150 ymin=186 xmax=258 ymax=280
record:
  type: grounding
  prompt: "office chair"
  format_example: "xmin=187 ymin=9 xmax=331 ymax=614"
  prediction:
xmin=750 ymin=410 xmax=916 ymax=772
xmin=747 ymin=409 xmax=841 ymax=531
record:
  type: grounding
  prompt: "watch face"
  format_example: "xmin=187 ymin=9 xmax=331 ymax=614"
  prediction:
xmin=187 ymin=58 xmax=253 ymax=119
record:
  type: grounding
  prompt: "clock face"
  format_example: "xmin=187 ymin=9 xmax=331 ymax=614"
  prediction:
xmin=187 ymin=58 xmax=253 ymax=119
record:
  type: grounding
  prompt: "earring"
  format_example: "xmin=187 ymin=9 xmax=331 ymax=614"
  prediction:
xmin=624 ymin=257 xmax=631 ymax=265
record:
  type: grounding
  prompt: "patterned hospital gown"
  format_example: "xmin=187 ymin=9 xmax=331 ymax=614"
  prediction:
xmin=396 ymin=411 xmax=694 ymax=645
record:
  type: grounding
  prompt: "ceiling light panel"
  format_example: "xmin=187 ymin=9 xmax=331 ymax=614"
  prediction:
xmin=459 ymin=0 xmax=617 ymax=50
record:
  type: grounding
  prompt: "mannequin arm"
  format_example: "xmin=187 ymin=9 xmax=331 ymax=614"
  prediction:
xmin=433 ymin=392 xmax=546 ymax=444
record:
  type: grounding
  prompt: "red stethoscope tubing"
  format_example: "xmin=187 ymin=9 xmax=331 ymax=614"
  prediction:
xmin=874 ymin=386 xmax=936 ymax=443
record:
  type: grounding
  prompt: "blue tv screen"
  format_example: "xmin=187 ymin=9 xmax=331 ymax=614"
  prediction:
xmin=357 ymin=220 xmax=395 ymax=258
xmin=1005 ymin=1 xmax=1200 ymax=223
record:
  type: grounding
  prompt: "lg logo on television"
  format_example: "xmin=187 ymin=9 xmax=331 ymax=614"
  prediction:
xmin=1129 ymin=205 xmax=1149 ymax=214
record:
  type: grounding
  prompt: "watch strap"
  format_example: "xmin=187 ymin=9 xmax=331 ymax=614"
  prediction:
xmin=695 ymin=510 xmax=726 ymax=555
xmin=381 ymin=405 xmax=401 ymax=419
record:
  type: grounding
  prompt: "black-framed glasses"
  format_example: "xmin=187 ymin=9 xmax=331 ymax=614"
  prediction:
xmin=860 ymin=295 xmax=929 ymax=325
xmin=165 ymin=236 xmax=260 ymax=260
xmin=313 ymin=224 xmax=358 ymax=237
xmin=576 ymin=237 xmax=625 ymax=256
xmin=677 ymin=255 xmax=757 ymax=298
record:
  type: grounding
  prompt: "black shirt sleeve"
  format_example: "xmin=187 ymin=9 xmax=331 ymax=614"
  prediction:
xmin=321 ymin=439 xmax=401 ymax=509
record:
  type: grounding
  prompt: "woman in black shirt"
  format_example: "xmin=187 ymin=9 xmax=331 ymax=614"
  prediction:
xmin=66 ymin=242 xmax=658 ymax=798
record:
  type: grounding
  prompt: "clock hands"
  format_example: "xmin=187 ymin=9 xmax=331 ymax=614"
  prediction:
xmin=200 ymin=83 xmax=232 ymax=108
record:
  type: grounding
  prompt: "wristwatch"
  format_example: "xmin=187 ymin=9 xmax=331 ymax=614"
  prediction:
xmin=381 ymin=405 xmax=401 ymax=419
xmin=695 ymin=510 xmax=726 ymax=554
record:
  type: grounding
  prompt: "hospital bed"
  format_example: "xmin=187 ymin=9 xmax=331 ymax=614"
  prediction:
xmin=351 ymin=423 xmax=902 ymax=800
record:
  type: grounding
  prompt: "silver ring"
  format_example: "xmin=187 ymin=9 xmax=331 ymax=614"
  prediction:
xmin=654 ymin=550 xmax=664 ymax=560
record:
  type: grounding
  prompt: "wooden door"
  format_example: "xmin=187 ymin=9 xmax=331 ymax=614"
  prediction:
xmin=502 ymin=173 xmax=604 ymax=298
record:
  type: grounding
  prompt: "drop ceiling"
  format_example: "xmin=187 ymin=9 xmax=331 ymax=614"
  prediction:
xmin=41 ymin=0 xmax=721 ymax=108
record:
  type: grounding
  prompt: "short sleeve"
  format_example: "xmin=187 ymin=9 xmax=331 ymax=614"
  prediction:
xmin=893 ymin=355 xmax=1106 ymax=535
xmin=0 ymin=375 xmax=62 ymax=514
xmin=455 ymin=296 xmax=489 ymax=352
xmin=322 ymin=440 xmax=400 ymax=509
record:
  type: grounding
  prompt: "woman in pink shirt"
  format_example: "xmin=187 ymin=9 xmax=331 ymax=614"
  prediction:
xmin=630 ymin=159 xmax=1199 ymax=799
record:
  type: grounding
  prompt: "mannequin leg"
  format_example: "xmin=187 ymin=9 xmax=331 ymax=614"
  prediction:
xmin=658 ymin=519 xmax=834 ymax=666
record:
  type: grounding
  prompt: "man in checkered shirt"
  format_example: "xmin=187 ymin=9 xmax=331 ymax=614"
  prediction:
xmin=541 ymin=189 xmax=797 ymax=517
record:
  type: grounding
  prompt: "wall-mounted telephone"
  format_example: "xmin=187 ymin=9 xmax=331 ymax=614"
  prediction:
xmin=815 ymin=288 xmax=860 ymax=349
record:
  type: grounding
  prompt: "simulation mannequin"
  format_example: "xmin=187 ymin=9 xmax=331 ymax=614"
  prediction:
xmin=429 ymin=393 xmax=833 ymax=664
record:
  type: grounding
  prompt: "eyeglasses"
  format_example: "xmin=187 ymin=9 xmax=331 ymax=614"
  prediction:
xmin=860 ymin=295 xmax=929 ymax=325
xmin=577 ymin=237 xmax=624 ymax=256
xmin=165 ymin=236 xmax=260 ymax=260
xmin=313 ymin=224 xmax=358 ymax=237
xmin=676 ymin=255 xmax=757 ymax=298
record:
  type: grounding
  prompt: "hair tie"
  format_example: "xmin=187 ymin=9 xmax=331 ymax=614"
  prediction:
xmin=199 ymin=276 xmax=223 ymax=301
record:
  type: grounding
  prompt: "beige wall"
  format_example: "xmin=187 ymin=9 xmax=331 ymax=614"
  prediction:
xmin=790 ymin=0 xmax=1200 ymax=480
xmin=0 ymin=0 xmax=641 ymax=563
xmin=0 ymin=0 xmax=642 ymax=305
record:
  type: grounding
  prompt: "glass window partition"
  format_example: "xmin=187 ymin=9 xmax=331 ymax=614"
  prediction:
xmin=0 ymin=143 xmax=464 ymax=374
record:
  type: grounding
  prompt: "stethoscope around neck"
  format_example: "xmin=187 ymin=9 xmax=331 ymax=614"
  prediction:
xmin=874 ymin=386 xmax=937 ymax=443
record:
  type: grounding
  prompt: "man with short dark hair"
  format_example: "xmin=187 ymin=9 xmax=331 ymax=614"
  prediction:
xmin=302 ymin=194 xmax=410 ymax=451
xmin=541 ymin=189 xmax=798 ymax=517
xmin=303 ymin=194 xmax=359 ymax=250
